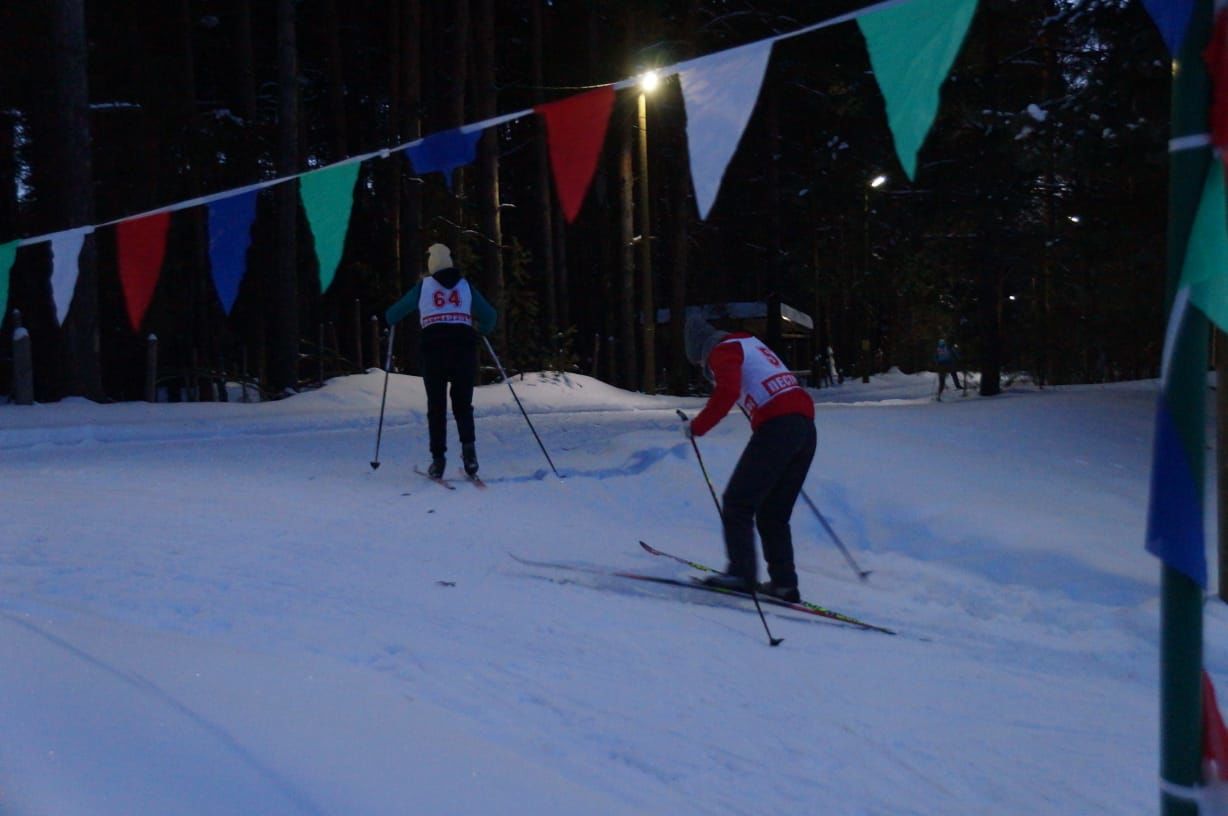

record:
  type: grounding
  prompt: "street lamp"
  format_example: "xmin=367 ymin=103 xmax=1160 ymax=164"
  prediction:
xmin=637 ymin=71 xmax=658 ymax=392
xmin=861 ymin=173 xmax=888 ymax=382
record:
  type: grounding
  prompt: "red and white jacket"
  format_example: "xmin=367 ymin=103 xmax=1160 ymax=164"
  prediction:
xmin=690 ymin=332 xmax=814 ymax=437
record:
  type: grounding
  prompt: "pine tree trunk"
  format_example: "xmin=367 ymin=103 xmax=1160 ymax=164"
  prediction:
xmin=235 ymin=0 xmax=266 ymax=386
xmin=587 ymin=3 xmax=613 ymax=380
xmin=398 ymin=0 xmax=423 ymax=374
xmin=531 ymin=0 xmax=557 ymax=335
xmin=323 ymin=0 xmax=349 ymax=160
xmin=386 ymin=0 xmax=402 ymax=308
xmin=0 ymin=113 xmax=17 ymax=238
xmin=668 ymin=0 xmax=699 ymax=396
xmin=473 ymin=0 xmax=505 ymax=350
xmin=177 ymin=0 xmax=216 ymax=400
xmin=448 ymin=0 xmax=470 ymax=213
xmin=668 ymin=140 xmax=689 ymax=395
xmin=51 ymin=0 xmax=102 ymax=400
xmin=977 ymin=10 xmax=1003 ymax=397
xmin=619 ymin=121 xmax=637 ymax=389
xmin=765 ymin=82 xmax=783 ymax=355
xmin=270 ymin=0 xmax=300 ymax=394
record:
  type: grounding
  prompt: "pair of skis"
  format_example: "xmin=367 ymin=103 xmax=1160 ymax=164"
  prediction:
xmin=414 ymin=466 xmax=486 ymax=490
xmin=512 ymin=541 xmax=895 ymax=636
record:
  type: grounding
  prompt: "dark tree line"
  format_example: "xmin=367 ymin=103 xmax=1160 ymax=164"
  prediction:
xmin=0 ymin=0 xmax=1169 ymax=403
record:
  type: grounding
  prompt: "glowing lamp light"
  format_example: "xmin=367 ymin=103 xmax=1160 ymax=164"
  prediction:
xmin=870 ymin=174 xmax=888 ymax=188
xmin=639 ymin=70 xmax=659 ymax=93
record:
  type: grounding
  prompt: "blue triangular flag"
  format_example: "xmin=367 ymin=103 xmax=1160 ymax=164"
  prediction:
xmin=1146 ymin=398 xmax=1207 ymax=586
xmin=1142 ymin=0 xmax=1196 ymax=56
xmin=207 ymin=191 xmax=258 ymax=315
xmin=405 ymin=128 xmax=483 ymax=190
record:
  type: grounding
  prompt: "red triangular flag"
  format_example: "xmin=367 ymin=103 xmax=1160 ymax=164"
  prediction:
xmin=1204 ymin=670 xmax=1228 ymax=781
xmin=1204 ymin=9 xmax=1228 ymax=158
xmin=535 ymin=86 xmax=615 ymax=223
xmin=117 ymin=212 xmax=171 ymax=331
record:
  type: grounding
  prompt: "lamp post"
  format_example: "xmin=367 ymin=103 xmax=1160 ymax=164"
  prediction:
xmin=861 ymin=174 xmax=887 ymax=382
xmin=637 ymin=70 xmax=658 ymax=393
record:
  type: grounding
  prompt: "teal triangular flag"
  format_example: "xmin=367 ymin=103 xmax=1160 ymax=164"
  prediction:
xmin=1181 ymin=163 xmax=1228 ymax=332
xmin=300 ymin=162 xmax=361 ymax=293
xmin=859 ymin=0 xmax=978 ymax=180
xmin=0 ymin=240 xmax=16 ymax=323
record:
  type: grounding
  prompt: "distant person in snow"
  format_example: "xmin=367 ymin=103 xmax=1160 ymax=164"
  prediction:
xmin=679 ymin=312 xmax=817 ymax=603
xmin=934 ymin=338 xmax=962 ymax=400
xmin=385 ymin=243 xmax=498 ymax=479
xmin=813 ymin=347 xmax=834 ymax=388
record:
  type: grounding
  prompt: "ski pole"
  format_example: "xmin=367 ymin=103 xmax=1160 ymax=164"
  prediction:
xmin=798 ymin=491 xmax=871 ymax=581
xmin=734 ymin=404 xmax=869 ymax=581
xmin=370 ymin=324 xmax=396 ymax=470
xmin=676 ymin=408 xmax=722 ymax=518
xmin=676 ymin=409 xmax=782 ymax=647
xmin=482 ymin=335 xmax=561 ymax=479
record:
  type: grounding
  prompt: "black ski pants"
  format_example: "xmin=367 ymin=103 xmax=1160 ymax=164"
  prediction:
xmin=421 ymin=341 xmax=477 ymax=459
xmin=721 ymin=413 xmax=817 ymax=588
xmin=937 ymin=367 xmax=962 ymax=393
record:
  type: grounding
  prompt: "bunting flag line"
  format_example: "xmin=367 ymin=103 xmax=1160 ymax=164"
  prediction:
xmin=405 ymin=128 xmax=483 ymax=190
xmin=1143 ymin=0 xmax=1198 ymax=57
xmin=0 ymin=0 xmax=972 ymax=331
xmin=859 ymin=0 xmax=978 ymax=181
xmin=536 ymin=86 xmax=616 ymax=223
xmin=0 ymin=240 xmax=16 ymax=322
xmin=116 ymin=212 xmax=171 ymax=333
xmin=207 ymin=191 xmax=258 ymax=314
xmin=300 ymin=163 xmax=361 ymax=294
xmin=49 ymin=228 xmax=89 ymax=326
xmin=678 ymin=40 xmax=774 ymax=220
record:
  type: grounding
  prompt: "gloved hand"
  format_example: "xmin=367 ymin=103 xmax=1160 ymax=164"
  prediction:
xmin=680 ymin=420 xmax=694 ymax=440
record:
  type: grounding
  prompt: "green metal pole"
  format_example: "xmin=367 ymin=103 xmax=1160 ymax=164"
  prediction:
xmin=1160 ymin=3 xmax=1211 ymax=812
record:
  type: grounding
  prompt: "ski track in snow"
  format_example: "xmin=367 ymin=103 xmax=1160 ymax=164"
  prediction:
xmin=0 ymin=371 xmax=1200 ymax=814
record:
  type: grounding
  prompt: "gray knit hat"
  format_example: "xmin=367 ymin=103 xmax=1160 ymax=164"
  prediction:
xmin=684 ymin=312 xmax=729 ymax=366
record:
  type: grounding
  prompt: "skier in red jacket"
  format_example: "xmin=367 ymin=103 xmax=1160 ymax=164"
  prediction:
xmin=681 ymin=312 xmax=817 ymax=603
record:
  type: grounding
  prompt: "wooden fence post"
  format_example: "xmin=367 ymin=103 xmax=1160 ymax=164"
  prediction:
xmin=12 ymin=310 xmax=33 ymax=405
xmin=317 ymin=322 xmax=325 ymax=386
xmin=145 ymin=333 xmax=158 ymax=402
xmin=369 ymin=315 xmax=380 ymax=372
xmin=353 ymin=298 xmax=363 ymax=371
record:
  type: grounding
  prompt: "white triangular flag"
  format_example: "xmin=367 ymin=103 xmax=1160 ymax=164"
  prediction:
xmin=49 ymin=227 xmax=90 ymax=325
xmin=678 ymin=40 xmax=774 ymax=220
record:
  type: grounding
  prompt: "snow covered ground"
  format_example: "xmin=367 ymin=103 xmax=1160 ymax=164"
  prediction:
xmin=1 ymin=367 xmax=1223 ymax=815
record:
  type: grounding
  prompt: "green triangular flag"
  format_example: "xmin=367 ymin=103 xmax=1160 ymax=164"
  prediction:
xmin=0 ymin=240 xmax=17 ymax=323
xmin=300 ymin=162 xmax=361 ymax=293
xmin=859 ymin=0 xmax=978 ymax=180
xmin=1181 ymin=163 xmax=1228 ymax=331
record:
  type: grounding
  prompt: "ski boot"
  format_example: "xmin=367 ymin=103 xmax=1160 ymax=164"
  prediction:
xmin=757 ymin=581 xmax=801 ymax=603
xmin=700 ymin=572 xmax=753 ymax=593
xmin=427 ymin=456 xmax=446 ymax=479
xmin=462 ymin=443 xmax=479 ymax=478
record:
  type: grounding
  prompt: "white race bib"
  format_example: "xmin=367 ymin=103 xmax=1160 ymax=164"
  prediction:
xmin=723 ymin=337 xmax=801 ymax=413
xmin=419 ymin=278 xmax=473 ymax=328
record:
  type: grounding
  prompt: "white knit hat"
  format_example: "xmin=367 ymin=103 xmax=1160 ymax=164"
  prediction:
xmin=427 ymin=243 xmax=453 ymax=275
